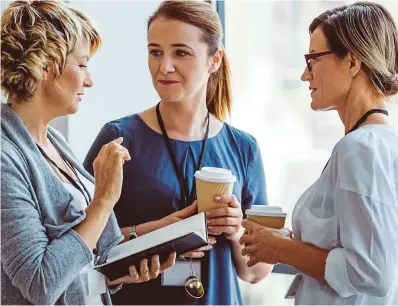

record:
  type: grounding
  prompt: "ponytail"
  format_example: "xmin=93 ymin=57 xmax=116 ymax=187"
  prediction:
xmin=206 ymin=49 xmax=232 ymax=121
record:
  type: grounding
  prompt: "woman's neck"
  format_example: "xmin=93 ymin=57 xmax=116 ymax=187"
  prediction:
xmin=338 ymin=85 xmax=388 ymax=134
xmin=8 ymin=98 xmax=54 ymax=147
xmin=158 ymin=99 xmax=209 ymax=140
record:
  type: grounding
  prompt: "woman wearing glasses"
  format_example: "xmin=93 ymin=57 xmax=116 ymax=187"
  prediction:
xmin=1 ymin=1 xmax=175 ymax=305
xmin=84 ymin=1 xmax=272 ymax=304
xmin=240 ymin=2 xmax=398 ymax=304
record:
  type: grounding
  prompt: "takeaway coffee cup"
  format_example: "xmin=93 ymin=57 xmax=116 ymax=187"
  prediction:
xmin=194 ymin=167 xmax=236 ymax=213
xmin=245 ymin=205 xmax=287 ymax=229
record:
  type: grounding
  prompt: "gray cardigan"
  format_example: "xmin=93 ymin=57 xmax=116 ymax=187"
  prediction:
xmin=1 ymin=104 xmax=123 ymax=305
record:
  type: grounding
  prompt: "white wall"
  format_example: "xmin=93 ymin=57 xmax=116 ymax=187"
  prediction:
xmin=68 ymin=1 xmax=162 ymax=160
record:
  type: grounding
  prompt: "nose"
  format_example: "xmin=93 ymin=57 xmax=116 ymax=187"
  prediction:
xmin=301 ymin=66 xmax=312 ymax=82
xmin=159 ymin=56 xmax=175 ymax=75
xmin=83 ymin=68 xmax=93 ymax=88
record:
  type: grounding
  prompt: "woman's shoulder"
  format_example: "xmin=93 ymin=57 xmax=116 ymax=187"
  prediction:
xmin=1 ymin=104 xmax=27 ymax=159
xmin=333 ymin=124 xmax=398 ymax=202
xmin=221 ymin=123 xmax=260 ymax=153
xmin=1 ymin=136 xmax=25 ymax=162
xmin=102 ymin=113 xmax=143 ymax=136
xmin=1 ymin=127 xmax=28 ymax=169
xmin=335 ymin=124 xmax=398 ymax=158
xmin=1 ymin=137 xmax=32 ymax=187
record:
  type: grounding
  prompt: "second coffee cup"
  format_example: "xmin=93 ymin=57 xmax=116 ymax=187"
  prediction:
xmin=194 ymin=167 xmax=236 ymax=213
xmin=245 ymin=205 xmax=287 ymax=229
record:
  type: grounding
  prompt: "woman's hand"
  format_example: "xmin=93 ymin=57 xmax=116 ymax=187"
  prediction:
xmin=74 ymin=137 xmax=130 ymax=250
xmin=92 ymin=137 xmax=131 ymax=207
xmin=133 ymin=201 xmax=216 ymax=259
xmin=107 ymin=252 xmax=176 ymax=285
xmin=158 ymin=201 xmax=198 ymax=228
xmin=120 ymin=202 xmax=199 ymax=243
xmin=157 ymin=201 xmax=217 ymax=259
xmin=206 ymin=194 xmax=244 ymax=241
xmin=180 ymin=236 xmax=217 ymax=259
xmin=240 ymin=220 xmax=293 ymax=266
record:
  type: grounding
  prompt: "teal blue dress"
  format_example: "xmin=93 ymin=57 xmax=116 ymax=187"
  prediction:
xmin=84 ymin=114 xmax=268 ymax=305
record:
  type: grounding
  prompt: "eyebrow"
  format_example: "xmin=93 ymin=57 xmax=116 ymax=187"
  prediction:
xmin=148 ymin=43 xmax=194 ymax=51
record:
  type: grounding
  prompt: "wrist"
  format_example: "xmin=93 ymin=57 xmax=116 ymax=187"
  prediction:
xmin=136 ymin=219 xmax=162 ymax=237
xmin=106 ymin=279 xmax=124 ymax=295
xmin=227 ymin=225 xmax=245 ymax=242
xmin=276 ymin=236 xmax=295 ymax=265
xmin=128 ymin=225 xmax=138 ymax=240
xmin=91 ymin=197 xmax=113 ymax=213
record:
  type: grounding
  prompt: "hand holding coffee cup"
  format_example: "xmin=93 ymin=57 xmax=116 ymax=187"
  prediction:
xmin=239 ymin=220 xmax=293 ymax=266
xmin=206 ymin=193 xmax=244 ymax=241
xmin=242 ymin=206 xmax=287 ymax=247
xmin=195 ymin=167 xmax=243 ymax=241
xmin=194 ymin=167 xmax=236 ymax=213
xmin=240 ymin=206 xmax=292 ymax=266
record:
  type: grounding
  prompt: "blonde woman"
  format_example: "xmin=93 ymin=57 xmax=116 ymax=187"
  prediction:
xmin=240 ymin=2 xmax=398 ymax=304
xmin=1 ymin=1 xmax=175 ymax=305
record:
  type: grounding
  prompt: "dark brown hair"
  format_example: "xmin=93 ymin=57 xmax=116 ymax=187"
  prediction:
xmin=148 ymin=0 xmax=232 ymax=121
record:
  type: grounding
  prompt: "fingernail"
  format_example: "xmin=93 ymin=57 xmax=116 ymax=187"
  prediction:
xmin=206 ymin=212 xmax=211 ymax=217
xmin=215 ymin=196 xmax=221 ymax=201
xmin=207 ymin=219 xmax=212 ymax=225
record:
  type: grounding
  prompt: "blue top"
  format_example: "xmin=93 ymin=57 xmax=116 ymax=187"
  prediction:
xmin=83 ymin=113 xmax=268 ymax=305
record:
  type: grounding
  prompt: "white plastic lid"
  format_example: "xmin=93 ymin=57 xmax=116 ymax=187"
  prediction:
xmin=194 ymin=167 xmax=236 ymax=183
xmin=246 ymin=205 xmax=287 ymax=217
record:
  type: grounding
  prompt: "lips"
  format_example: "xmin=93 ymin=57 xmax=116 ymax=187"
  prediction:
xmin=310 ymin=88 xmax=317 ymax=95
xmin=159 ymin=80 xmax=179 ymax=85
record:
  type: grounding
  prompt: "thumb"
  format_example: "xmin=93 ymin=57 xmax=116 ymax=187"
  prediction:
xmin=242 ymin=219 xmax=263 ymax=232
xmin=173 ymin=201 xmax=198 ymax=218
xmin=114 ymin=137 xmax=123 ymax=145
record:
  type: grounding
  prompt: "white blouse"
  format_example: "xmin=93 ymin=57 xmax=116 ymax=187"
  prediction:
xmin=292 ymin=125 xmax=398 ymax=305
xmin=63 ymin=172 xmax=107 ymax=305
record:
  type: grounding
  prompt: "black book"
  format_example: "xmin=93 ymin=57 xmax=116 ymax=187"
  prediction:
xmin=95 ymin=213 xmax=208 ymax=281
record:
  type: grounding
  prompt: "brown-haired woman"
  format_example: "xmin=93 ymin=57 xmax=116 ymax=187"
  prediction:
xmin=240 ymin=2 xmax=398 ymax=304
xmin=1 ymin=1 xmax=175 ymax=304
xmin=84 ymin=0 xmax=272 ymax=304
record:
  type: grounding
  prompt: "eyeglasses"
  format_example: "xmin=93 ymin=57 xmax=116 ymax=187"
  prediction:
xmin=304 ymin=50 xmax=335 ymax=71
xmin=184 ymin=260 xmax=204 ymax=299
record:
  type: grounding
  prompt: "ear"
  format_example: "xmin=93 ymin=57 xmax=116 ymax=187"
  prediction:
xmin=347 ymin=52 xmax=361 ymax=77
xmin=42 ymin=67 xmax=49 ymax=81
xmin=209 ymin=48 xmax=223 ymax=74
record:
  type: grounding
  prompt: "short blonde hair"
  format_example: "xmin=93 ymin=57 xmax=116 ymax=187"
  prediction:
xmin=1 ymin=0 xmax=102 ymax=103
